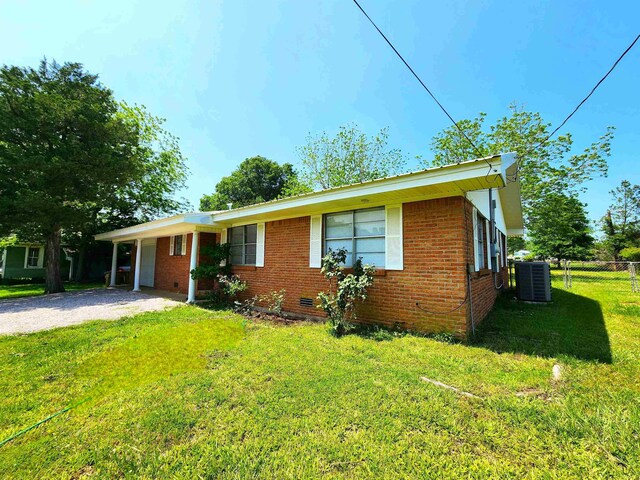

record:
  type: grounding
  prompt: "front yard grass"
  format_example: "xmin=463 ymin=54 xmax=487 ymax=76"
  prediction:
xmin=0 ymin=277 xmax=638 ymax=478
xmin=0 ymin=282 xmax=104 ymax=300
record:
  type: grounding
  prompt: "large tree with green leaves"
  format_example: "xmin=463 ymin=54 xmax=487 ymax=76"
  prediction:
xmin=528 ymin=193 xmax=594 ymax=263
xmin=428 ymin=104 xmax=614 ymax=219
xmin=0 ymin=59 xmax=188 ymax=292
xmin=200 ymin=156 xmax=297 ymax=211
xmin=67 ymin=103 xmax=189 ymax=280
xmin=601 ymin=180 xmax=640 ymax=259
xmin=295 ymin=124 xmax=410 ymax=191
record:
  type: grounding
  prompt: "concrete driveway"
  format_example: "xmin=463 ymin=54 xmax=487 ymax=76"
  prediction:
xmin=0 ymin=288 xmax=182 ymax=336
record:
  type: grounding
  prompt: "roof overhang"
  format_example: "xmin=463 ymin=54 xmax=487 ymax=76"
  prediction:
xmin=94 ymin=212 xmax=221 ymax=243
xmin=497 ymin=154 xmax=524 ymax=235
xmin=95 ymin=153 xmax=524 ymax=242
xmin=213 ymin=155 xmax=511 ymax=225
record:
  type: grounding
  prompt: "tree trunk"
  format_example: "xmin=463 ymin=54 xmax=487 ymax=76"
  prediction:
xmin=44 ymin=227 xmax=65 ymax=294
xmin=74 ymin=245 xmax=86 ymax=283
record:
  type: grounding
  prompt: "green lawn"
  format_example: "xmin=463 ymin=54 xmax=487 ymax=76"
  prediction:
xmin=0 ymin=282 xmax=104 ymax=300
xmin=0 ymin=278 xmax=638 ymax=478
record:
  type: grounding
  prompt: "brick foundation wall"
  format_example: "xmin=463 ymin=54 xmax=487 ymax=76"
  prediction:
xmin=233 ymin=197 xmax=474 ymax=336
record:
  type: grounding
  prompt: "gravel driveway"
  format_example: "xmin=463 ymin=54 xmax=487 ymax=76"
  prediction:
xmin=0 ymin=288 xmax=182 ymax=336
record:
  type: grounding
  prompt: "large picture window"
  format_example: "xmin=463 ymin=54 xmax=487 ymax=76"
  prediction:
xmin=229 ymin=224 xmax=257 ymax=265
xmin=324 ymin=207 xmax=385 ymax=268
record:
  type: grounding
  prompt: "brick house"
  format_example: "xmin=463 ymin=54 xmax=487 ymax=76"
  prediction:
xmin=96 ymin=154 xmax=523 ymax=337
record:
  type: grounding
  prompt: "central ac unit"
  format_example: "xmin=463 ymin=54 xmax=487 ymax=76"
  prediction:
xmin=515 ymin=262 xmax=552 ymax=302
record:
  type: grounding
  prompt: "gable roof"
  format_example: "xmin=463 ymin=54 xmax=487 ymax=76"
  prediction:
xmin=96 ymin=153 xmax=523 ymax=242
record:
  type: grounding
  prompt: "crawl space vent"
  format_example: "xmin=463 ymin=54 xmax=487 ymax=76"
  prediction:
xmin=299 ymin=297 xmax=314 ymax=308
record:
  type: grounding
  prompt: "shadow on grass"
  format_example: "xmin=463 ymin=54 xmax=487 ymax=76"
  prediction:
xmin=473 ymin=288 xmax=612 ymax=363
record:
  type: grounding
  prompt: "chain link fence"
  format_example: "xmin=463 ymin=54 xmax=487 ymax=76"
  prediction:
xmin=561 ymin=260 xmax=639 ymax=293
xmin=508 ymin=260 xmax=639 ymax=293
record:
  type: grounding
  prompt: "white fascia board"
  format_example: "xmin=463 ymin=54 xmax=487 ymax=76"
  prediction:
xmin=95 ymin=213 xmax=217 ymax=242
xmin=213 ymin=158 xmax=505 ymax=224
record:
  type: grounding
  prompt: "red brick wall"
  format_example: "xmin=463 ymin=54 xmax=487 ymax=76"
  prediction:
xmin=150 ymin=232 xmax=218 ymax=294
xmin=154 ymin=235 xmax=193 ymax=294
xmin=233 ymin=197 xmax=476 ymax=336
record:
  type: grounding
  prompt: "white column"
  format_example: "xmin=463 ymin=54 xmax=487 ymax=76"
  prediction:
xmin=69 ymin=257 xmax=74 ymax=282
xmin=187 ymin=231 xmax=199 ymax=303
xmin=133 ymin=239 xmax=142 ymax=292
xmin=109 ymin=242 xmax=118 ymax=287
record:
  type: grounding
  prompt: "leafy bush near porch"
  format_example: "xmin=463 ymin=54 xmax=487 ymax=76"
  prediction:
xmin=317 ymin=248 xmax=375 ymax=336
xmin=190 ymin=243 xmax=247 ymax=306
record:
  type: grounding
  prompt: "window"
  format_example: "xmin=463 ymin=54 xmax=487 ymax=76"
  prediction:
xmin=475 ymin=210 xmax=486 ymax=270
xmin=229 ymin=224 xmax=257 ymax=265
xmin=170 ymin=235 xmax=187 ymax=256
xmin=324 ymin=207 xmax=385 ymax=268
xmin=25 ymin=246 xmax=43 ymax=269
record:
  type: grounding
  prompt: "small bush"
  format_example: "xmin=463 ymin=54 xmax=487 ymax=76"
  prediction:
xmin=217 ymin=274 xmax=248 ymax=298
xmin=259 ymin=289 xmax=286 ymax=315
xmin=317 ymin=248 xmax=375 ymax=337
xmin=620 ymin=247 xmax=640 ymax=262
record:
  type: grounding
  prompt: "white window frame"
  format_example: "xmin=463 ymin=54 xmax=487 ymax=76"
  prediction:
xmin=24 ymin=246 xmax=44 ymax=269
xmin=169 ymin=234 xmax=187 ymax=256
xmin=324 ymin=206 xmax=386 ymax=268
xmin=229 ymin=224 xmax=258 ymax=266
xmin=474 ymin=209 xmax=486 ymax=271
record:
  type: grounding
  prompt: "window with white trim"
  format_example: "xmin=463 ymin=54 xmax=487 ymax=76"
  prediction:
xmin=25 ymin=246 xmax=43 ymax=269
xmin=229 ymin=224 xmax=257 ymax=265
xmin=475 ymin=210 xmax=487 ymax=270
xmin=170 ymin=235 xmax=187 ymax=256
xmin=324 ymin=207 xmax=385 ymax=267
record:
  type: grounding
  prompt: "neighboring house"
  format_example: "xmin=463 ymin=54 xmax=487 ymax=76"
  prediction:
xmin=0 ymin=245 xmax=74 ymax=281
xmin=96 ymin=154 xmax=523 ymax=337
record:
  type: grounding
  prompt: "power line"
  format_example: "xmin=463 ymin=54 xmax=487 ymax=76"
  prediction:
xmin=351 ymin=0 xmax=486 ymax=162
xmin=539 ymin=33 xmax=640 ymax=146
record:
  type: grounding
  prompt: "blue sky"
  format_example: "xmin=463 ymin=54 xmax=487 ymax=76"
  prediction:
xmin=1 ymin=0 xmax=638 ymax=228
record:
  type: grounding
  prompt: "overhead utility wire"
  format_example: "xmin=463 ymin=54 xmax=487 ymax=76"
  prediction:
xmin=538 ymin=33 xmax=640 ymax=146
xmin=351 ymin=0 xmax=487 ymax=163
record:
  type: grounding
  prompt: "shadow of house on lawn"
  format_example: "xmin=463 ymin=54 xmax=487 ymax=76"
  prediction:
xmin=473 ymin=288 xmax=612 ymax=364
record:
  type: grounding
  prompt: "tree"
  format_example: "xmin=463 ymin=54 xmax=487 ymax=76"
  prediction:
xmin=0 ymin=59 xmax=188 ymax=292
xmin=296 ymin=124 xmax=409 ymax=190
xmin=200 ymin=156 xmax=297 ymax=211
xmin=507 ymin=235 xmax=526 ymax=256
xmin=528 ymin=193 xmax=594 ymax=263
xmin=601 ymin=180 xmax=640 ymax=259
xmin=67 ymin=103 xmax=189 ymax=281
xmin=429 ymin=104 xmax=614 ymax=220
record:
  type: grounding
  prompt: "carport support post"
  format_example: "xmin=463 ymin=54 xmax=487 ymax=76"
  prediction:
xmin=187 ymin=231 xmax=199 ymax=303
xmin=133 ymin=239 xmax=142 ymax=292
xmin=109 ymin=242 xmax=118 ymax=287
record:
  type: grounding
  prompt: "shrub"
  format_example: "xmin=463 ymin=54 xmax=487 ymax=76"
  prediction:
xmin=620 ymin=247 xmax=640 ymax=262
xmin=317 ymin=248 xmax=375 ymax=337
xmin=190 ymin=243 xmax=231 ymax=281
xmin=259 ymin=289 xmax=286 ymax=315
xmin=217 ymin=274 xmax=248 ymax=298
